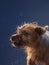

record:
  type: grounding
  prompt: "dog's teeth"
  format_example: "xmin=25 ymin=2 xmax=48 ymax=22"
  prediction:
xmin=11 ymin=43 xmax=16 ymax=47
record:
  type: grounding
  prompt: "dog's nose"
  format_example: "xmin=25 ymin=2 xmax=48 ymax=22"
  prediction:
xmin=10 ymin=34 xmax=20 ymax=42
xmin=10 ymin=36 xmax=16 ymax=42
xmin=11 ymin=36 xmax=16 ymax=41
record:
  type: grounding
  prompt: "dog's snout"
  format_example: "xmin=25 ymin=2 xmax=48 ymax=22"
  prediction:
xmin=10 ymin=34 xmax=20 ymax=42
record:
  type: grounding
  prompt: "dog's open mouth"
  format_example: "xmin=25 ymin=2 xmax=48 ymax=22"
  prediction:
xmin=14 ymin=41 xmax=24 ymax=46
xmin=11 ymin=40 xmax=26 ymax=48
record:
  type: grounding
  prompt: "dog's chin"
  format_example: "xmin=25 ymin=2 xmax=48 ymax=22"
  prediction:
xmin=11 ymin=41 xmax=25 ymax=48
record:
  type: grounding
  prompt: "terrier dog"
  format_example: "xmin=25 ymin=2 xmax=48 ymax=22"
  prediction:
xmin=10 ymin=22 xmax=49 ymax=65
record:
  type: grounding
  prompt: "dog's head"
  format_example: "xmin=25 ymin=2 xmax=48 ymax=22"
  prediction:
xmin=10 ymin=22 xmax=48 ymax=48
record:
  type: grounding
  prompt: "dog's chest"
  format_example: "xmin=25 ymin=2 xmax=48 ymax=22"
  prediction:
xmin=26 ymin=47 xmax=37 ymax=61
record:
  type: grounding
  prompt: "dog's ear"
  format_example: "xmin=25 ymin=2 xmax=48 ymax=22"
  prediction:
xmin=35 ymin=27 xmax=45 ymax=35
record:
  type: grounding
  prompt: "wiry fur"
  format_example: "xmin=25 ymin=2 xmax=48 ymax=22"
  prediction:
xmin=10 ymin=22 xmax=49 ymax=65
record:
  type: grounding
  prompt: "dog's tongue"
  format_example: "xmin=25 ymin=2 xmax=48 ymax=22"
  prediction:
xmin=42 ymin=31 xmax=49 ymax=44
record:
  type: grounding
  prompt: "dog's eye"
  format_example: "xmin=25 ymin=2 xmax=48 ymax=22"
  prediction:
xmin=22 ymin=31 xmax=30 ymax=36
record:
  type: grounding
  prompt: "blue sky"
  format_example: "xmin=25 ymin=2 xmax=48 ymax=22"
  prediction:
xmin=0 ymin=0 xmax=49 ymax=65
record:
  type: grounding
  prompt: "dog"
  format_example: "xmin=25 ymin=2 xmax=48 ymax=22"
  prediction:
xmin=10 ymin=22 xmax=49 ymax=65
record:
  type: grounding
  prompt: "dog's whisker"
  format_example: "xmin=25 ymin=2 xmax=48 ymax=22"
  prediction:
xmin=17 ymin=26 xmax=20 ymax=34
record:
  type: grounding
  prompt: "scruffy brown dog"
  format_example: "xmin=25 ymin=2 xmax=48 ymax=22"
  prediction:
xmin=10 ymin=22 xmax=49 ymax=65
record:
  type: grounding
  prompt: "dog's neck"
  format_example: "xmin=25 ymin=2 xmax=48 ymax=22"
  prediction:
xmin=25 ymin=46 xmax=37 ymax=61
